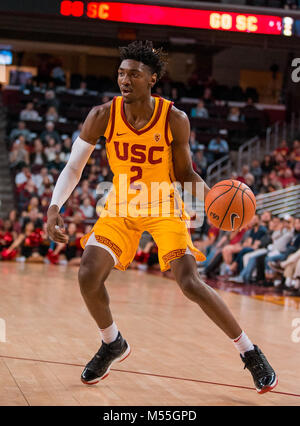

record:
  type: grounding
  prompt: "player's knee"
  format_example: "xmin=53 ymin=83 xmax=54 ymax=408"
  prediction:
xmin=78 ymin=262 xmax=104 ymax=297
xmin=179 ymin=275 xmax=204 ymax=301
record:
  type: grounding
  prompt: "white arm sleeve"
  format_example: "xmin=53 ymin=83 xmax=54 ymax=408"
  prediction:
xmin=49 ymin=137 xmax=95 ymax=211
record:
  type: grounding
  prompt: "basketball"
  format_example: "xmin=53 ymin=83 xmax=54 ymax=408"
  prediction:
xmin=205 ymin=179 xmax=256 ymax=231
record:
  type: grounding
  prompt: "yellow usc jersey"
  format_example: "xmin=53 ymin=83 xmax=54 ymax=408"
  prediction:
xmin=80 ymin=95 xmax=206 ymax=271
xmin=101 ymin=95 xmax=184 ymax=218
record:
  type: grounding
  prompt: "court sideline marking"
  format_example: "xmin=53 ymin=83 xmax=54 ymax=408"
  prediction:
xmin=0 ymin=354 xmax=299 ymax=399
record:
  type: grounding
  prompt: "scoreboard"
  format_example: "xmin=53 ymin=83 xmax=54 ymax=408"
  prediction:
xmin=0 ymin=0 xmax=296 ymax=37
xmin=60 ymin=2 xmax=285 ymax=35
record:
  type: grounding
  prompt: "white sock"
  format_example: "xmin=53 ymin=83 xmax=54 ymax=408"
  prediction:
xmin=232 ymin=331 xmax=254 ymax=356
xmin=100 ymin=322 xmax=119 ymax=344
xmin=285 ymin=277 xmax=292 ymax=287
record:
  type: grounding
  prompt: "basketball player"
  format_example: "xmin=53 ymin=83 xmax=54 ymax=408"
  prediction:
xmin=47 ymin=41 xmax=277 ymax=394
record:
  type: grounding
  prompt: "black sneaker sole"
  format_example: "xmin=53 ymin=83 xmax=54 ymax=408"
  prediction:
xmin=256 ymin=375 xmax=278 ymax=394
xmin=81 ymin=344 xmax=131 ymax=385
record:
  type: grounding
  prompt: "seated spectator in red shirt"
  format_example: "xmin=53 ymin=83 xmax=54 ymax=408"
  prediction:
xmin=274 ymin=140 xmax=289 ymax=157
xmin=41 ymin=180 xmax=54 ymax=204
xmin=0 ymin=219 xmax=14 ymax=252
xmin=18 ymin=179 xmax=39 ymax=211
xmin=8 ymin=209 xmax=21 ymax=234
xmin=278 ymin=168 xmax=297 ymax=188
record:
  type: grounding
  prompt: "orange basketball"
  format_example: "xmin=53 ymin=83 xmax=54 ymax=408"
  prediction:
xmin=204 ymin=179 xmax=256 ymax=231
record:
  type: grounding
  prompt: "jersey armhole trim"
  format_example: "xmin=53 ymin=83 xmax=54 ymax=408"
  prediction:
xmin=106 ymin=97 xmax=117 ymax=143
xmin=165 ymin=101 xmax=174 ymax=146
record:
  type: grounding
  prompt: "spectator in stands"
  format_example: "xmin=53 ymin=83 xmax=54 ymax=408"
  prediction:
xmin=269 ymin=172 xmax=283 ymax=190
xmin=60 ymin=137 xmax=72 ymax=163
xmin=203 ymin=228 xmax=246 ymax=278
xmin=51 ymin=62 xmax=66 ymax=86
xmin=278 ymin=168 xmax=297 ymax=188
xmin=294 ymin=160 xmax=300 ymax=180
xmin=9 ymin=121 xmax=32 ymax=143
xmin=43 ymin=89 xmax=60 ymax=110
xmin=225 ymin=214 xmax=267 ymax=276
xmin=250 ymin=159 xmax=263 ymax=192
xmin=230 ymin=215 xmax=281 ymax=284
xmin=291 ymin=139 xmax=300 ymax=158
xmin=203 ymin=87 xmax=214 ymax=107
xmin=45 ymin=106 xmax=59 ymax=122
xmin=190 ymin=99 xmax=209 ymax=118
xmin=275 ymin=224 xmax=300 ymax=292
xmin=73 ymin=81 xmax=89 ymax=96
xmin=80 ymin=197 xmax=94 ymax=219
xmin=192 ymin=149 xmax=207 ymax=177
xmin=30 ymin=138 xmax=47 ymax=168
xmin=72 ymin=123 xmax=83 ymax=143
xmin=227 ymin=107 xmax=241 ymax=122
xmin=274 ymin=139 xmax=289 ymax=157
xmin=32 ymin=167 xmax=53 ymax=195
xmin=48 ymin=152 xmax=65 ymax=174
xmin=292 ymin=145 xmax=300 ymax=163
xmin=40 ymin=121 xmax=60 ymax=144
xmin=207 ymin=131 xmax=229 ymax=162
xmin=237 ymin=165 xmax=255 ymax=186
xmin=261 ymin=154 xmax=274 ymax=174
xmin=243 ymin=97 xmax=258 ymax=112
xmin=9 ymin=136 xmax=30 ymax=168
xmin=19 ymin=102 xmax=40 ymax=121
xmin=8 ymin=209 xmax=21 ymax=235
xmin=264 ymin=214 xmax=295 ymax=277
xmin=17 ymin=179 xmax=39 ymax=212
xmin=44 ymin=137 xmax=60 ymax=163
xmin=189 ymin=129 xmax=200 ymax=153
xmin=171 ymin=87 xmax=179 ymax=101
xmin=22 ymin=77 xmax=36 ymax=92
xmin=15 ymin=165 xmax=31 ymax=187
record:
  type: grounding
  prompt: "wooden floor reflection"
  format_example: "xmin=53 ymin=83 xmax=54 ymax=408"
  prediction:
xmin=0 ymin=261 xmax=299 ymax=406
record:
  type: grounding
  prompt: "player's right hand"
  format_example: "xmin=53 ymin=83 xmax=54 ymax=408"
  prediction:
xmin=47 ymin=207 xmax=69 ymax=244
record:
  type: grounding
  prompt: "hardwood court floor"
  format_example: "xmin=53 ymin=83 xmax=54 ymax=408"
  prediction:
xmin=0 ymin=261 xmax=300 ymax=406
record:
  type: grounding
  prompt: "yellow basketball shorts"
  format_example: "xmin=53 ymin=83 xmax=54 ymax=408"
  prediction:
xmin=80 ymin=216 xmax=206 ymax=272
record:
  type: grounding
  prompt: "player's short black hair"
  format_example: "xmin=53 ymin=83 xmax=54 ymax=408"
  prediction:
xmin=119 ymin=40 xmax=167 ymax=81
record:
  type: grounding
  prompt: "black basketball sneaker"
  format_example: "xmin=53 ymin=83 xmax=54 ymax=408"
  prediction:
xmin=81 ymin=332 xmax=131 ymax=385
xmin=241 ymin=345 xmax=278 ymax=394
